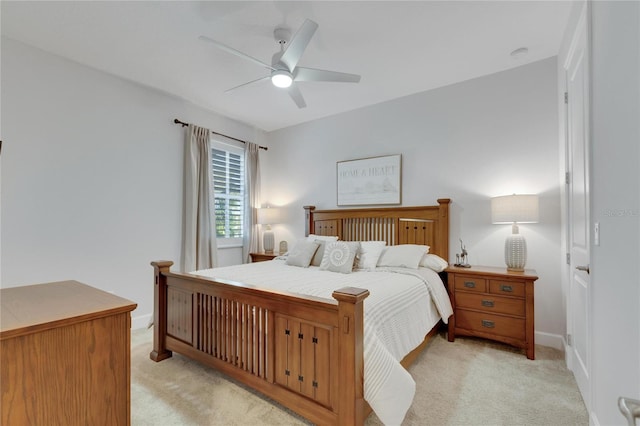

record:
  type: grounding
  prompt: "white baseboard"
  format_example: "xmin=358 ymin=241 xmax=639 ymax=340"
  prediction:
xmin=565 ymin=340 xmax=573 ymax=368
xmin=535 ymin=331 xmax=565 ymax=352
xmin=132 ymin=313 xmax=153 ymax=330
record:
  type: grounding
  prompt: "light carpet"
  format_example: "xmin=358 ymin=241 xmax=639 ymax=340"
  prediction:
xmin=131 ymin=327 xmax=587 ymax=425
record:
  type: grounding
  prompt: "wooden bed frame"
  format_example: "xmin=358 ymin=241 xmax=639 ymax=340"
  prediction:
xmin=150 ymin=199 xmax=450 ymax=425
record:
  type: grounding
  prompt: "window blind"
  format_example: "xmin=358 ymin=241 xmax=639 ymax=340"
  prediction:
xmin=212 ymin=148 xmax=244 ymax=239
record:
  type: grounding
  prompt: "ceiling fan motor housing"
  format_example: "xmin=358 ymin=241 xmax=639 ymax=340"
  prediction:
xmin=273 ymin=27 xmax=291 ymax=45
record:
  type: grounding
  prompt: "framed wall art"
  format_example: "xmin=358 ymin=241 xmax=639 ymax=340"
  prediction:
xmin=337 ymin=154 xmax=402 ymax=206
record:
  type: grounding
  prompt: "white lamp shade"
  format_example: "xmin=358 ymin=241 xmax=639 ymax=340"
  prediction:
xmin=257 ymin=207 xmax=279 ymax=225
xmin=491 ymin=194 xmax=539 ymax=224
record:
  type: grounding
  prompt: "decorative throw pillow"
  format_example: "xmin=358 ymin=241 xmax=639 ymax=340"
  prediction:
xmin=285 ymin=241 xmax=320 ymax=268
xmin=355 ymin=241 xmax=387 ymax=271
xmin=307 ymin=235 xmax=339 ymax=267
xmin=319 ymin=241 xmax=359 ymax=274
xmin=376 ymin=244 xmax=430 ymax=269
xmin=419 ymin=253 xmax=449 ymax=272
xmin=310 ymin=240 xmax=326 ymax=266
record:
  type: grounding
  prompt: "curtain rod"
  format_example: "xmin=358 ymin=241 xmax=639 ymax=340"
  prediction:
xmin=173 ymin=118 xmax=267 ymax=151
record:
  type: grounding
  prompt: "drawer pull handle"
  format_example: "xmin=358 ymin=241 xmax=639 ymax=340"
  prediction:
xmin=500 ymin=285 xmax=513 ymax=292
xmin=464 ymin=281 xmax=476 ymax=288
xmin=481 ymin=320 xmax=495 ymax=328
xmin=481 ymin=300 xmax=495 ymax=307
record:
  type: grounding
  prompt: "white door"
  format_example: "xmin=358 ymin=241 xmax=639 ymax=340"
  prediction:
xmin=564 ymin=6 xmax=591 ymax=409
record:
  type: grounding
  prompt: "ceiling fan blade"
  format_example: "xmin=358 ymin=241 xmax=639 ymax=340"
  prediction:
xmin=224 ymin=75 xmax=270 ymax=93
xmin=199 ymin=35 xmax=276 ymax=71
xmin=287 ymin=84 xmax=307 ymax=108
xmin=279 ymin=19 xmax=318 ymax=71
xmin=294 ymin=67 xmax=361 ymax=83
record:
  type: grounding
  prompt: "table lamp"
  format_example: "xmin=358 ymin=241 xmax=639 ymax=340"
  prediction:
xmin=491 ymin=194 xmax=539 ymax=271
xmin=257 ymin=207 xmax=279 ymax=253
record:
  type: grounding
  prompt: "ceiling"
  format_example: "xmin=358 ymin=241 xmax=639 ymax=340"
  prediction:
xmin=1 ymin=1 xmax=573 ymax=132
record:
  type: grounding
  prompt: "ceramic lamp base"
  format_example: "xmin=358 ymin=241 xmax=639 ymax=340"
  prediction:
xmin=263 ymin=229 xmax=275 ymax=254
xmin=505 ymin=233 xmax=527 ymax=271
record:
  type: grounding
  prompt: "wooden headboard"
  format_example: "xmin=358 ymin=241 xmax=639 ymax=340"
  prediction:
xmin=303 ymin=199 xmax=451 ymax=261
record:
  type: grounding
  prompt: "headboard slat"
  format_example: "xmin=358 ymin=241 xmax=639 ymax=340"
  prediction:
xmin=342 ymin=217 xmax=398 ymax=246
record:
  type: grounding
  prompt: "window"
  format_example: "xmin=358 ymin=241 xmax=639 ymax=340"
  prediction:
xmin=212 ymin=140 xmax=244 ymax=245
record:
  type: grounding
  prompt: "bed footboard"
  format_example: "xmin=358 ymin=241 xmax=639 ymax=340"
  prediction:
xmin=150 ymin=261 xmax=369 ymax=425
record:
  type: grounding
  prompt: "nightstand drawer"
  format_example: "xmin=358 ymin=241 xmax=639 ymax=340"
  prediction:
xmin=455 ymin=292 xmax=525 ymax=317
xmin=489 ymin=280 xmax=525 ymax=297
xmin=454 ymin=276 xmax=487 ymax=293
xmin=455 ymin=310 xmax=525 ymax=340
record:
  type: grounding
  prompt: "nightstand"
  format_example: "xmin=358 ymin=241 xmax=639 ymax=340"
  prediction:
xmin=249 ymin=252 xmax=279 ymax=262
xmin=445 ymin=265 xmax=538 ymax=359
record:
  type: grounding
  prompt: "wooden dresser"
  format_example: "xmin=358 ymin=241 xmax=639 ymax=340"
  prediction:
xmin=445 ymin=266 xmax=538 ymax=359
xmin=1 ymin=281 xmax=137 ymax=425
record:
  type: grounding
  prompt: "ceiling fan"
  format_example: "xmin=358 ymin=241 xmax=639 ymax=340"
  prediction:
xmin=199 ymin=19 xmax=361 ymax=108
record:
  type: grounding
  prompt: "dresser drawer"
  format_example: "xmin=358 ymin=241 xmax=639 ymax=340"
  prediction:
xmin=455 ymin=310 xmax=525 ymax=340
xmin=455 ymin=292 xmax=525 ymax=317
xmin=454 ymin=275 xmax=487 ymax=293
xmin=489 ymin=279 xmax=525 ymax=297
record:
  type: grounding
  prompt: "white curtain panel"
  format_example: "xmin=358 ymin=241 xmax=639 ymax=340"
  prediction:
xmin=182 ymin=124 xmax=217 ymax=272
xmin=243 ymin=142 xmax=261 ymax=263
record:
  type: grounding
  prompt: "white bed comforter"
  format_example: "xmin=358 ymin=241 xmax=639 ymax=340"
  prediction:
xmin=192 ymin=260 xmax=453 ymax=425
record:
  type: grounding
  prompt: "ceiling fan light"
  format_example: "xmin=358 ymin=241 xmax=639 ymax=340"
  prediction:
xmin=271 ymin=70 xmax=293 ymax=88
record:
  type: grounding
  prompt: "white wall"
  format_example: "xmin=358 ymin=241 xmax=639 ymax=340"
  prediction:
xmin=263 ymin=58 xmax=564 ymax=347
xmin=1 ymin=38 xmax=568 ymax=347
xmin=1 ymin=38 xmax=265 ymax=328
xmin=589 ymin=2 xmax=640 ymax=425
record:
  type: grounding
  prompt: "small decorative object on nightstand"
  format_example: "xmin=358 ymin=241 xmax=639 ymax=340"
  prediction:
xmin=250 ymin=252 xmax=279 ymax=263
xmin=279 ymin=241 xmax=288 ymax=253
xmin=454 ymin=238 xmax=471 ymax=267
xmin=445 ymin=265 xmax=538 ymax=359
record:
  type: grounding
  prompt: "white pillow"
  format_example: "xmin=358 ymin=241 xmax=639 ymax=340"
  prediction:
xmin=285 ymin=241 xmax=320 ymax=268
xmin=376 ymin=244 xmax=430 ymax=269
xmin=319 ymin=241 xmax=359 ymax=274
xmin=419 ymin=253 xmax=449 ymax=272
xmin=306 ymin=234 xmax=339 ymax=242
xmin=355 ymin=241 xmax=386 ymax=271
